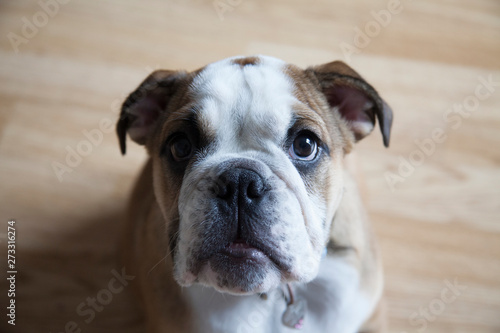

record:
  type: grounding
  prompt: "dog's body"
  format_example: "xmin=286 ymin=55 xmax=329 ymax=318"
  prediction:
xmin=117 ymin=55 xmax=392 ymax=333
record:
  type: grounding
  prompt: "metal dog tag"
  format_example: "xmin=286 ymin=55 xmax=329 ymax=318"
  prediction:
xmin=282 ymin=298 xmax=307 ymax=330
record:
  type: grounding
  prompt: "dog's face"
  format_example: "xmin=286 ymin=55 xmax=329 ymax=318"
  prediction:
xmin=117 ymin=56 xmax=392 ymax=295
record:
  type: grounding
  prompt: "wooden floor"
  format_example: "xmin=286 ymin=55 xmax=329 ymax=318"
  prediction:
xmin=0 ymin=0 xmax=499 ymax=332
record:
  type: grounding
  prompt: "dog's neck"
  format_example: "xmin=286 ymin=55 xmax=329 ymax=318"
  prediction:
xmin=183 ymin=249 xmax=373 ymax=333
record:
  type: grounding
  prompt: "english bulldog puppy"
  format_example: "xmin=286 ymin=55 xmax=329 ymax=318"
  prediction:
xmin=116 ymin=55 xmax=392 ymax=333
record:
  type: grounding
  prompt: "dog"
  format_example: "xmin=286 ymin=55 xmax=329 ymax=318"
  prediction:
xmin=116 ymin=55 xmax=392 ymax=333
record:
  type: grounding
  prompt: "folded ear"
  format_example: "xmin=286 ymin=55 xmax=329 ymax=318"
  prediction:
xmin=116 ymin=70 xmax=186 ymax=155
xmin=307 ymin=61 xmax=393 ymax=147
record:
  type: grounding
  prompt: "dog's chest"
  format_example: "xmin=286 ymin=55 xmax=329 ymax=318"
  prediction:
xmin=183 ymin=256 xmax=372 ymax=333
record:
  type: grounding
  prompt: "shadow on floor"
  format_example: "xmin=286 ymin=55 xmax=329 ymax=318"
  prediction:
xmin=1 ymin=210 xmax=145 ymax=333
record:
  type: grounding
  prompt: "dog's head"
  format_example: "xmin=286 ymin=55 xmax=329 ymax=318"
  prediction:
xmin=117 ymin=56 xmax=392 ymax=295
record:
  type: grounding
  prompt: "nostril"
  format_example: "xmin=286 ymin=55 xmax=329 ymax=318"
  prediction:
xmin=247 ymin=179 xmax=264 ymax=199
xmin=213 ymin=178 xmax=230 ymax=199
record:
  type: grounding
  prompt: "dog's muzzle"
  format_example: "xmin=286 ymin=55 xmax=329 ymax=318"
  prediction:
xmin=184 ymin=159 xmax=294 ymax=293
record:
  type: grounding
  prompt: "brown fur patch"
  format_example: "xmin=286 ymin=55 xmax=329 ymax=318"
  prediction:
xmin=284 ymin=64 xmax=355 ymax=154
xmin=121 ymin=160 xmax=192 ymax=332
xmin=231 ymin=56 xmax=260 ymax=67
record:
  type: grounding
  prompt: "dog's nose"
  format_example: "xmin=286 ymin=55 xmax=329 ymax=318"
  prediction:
xmin=214 ymin=168 xmax=266 ymax=203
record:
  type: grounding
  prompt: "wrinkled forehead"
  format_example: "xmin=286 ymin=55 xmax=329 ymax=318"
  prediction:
xmin=188 ymin=56 xmax=298 ymax=147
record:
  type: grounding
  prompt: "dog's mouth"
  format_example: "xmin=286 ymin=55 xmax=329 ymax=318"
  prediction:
xmin=190 ymin=237 xmax=291 ymax=294
xmin=218 ymin=238 xmax=289 ymax=271
xmin=222 ymin=239 xmax=269 ymax=261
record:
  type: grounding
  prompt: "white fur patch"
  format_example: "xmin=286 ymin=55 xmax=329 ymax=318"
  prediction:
xmin=190 ymin=55 xmax=296 ymax=152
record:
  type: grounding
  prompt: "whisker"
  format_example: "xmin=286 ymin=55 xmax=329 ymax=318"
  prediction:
xmin=147 ymin=254 xmax=169 ymax=276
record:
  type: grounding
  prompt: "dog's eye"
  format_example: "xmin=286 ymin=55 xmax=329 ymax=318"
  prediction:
xmin=289 ymin=132 xmax=318 ymax=161
xmin=170 ymin=135 xmax=193 ymax=161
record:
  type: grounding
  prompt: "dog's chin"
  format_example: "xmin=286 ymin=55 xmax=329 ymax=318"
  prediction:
xmin=209 ymin=246 xmax=282 ymax=295
xmin=180 ymin=243 xmax=283 ymax=295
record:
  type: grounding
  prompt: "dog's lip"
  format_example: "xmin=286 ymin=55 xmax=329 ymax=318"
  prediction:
xmin=222 ymin=239 xmax=266 ymax=260
xmin=219 ymin=238 xmax=289 ymax=271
